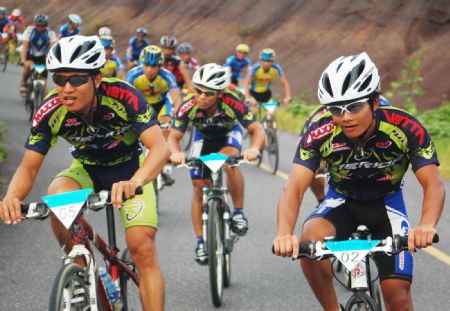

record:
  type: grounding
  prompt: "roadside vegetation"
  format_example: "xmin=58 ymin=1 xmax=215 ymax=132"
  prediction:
xmin=274 ymin=59 xmax=450 ymax=178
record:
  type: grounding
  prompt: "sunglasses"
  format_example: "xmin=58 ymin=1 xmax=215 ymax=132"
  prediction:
xmin=327 ymin=99 xmax=369 ymax=116
xmin=52 ymin=75 xmax=91 ymax=87
xmin=195 ymin=86 xmax=217 ymax=97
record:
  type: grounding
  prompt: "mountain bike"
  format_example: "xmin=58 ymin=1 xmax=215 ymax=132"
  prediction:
xmin=21 ymin=187 xmax=143 ymax=311
xmin=0 ymin=40 xmax=8 ymax=72
xmin=179 ymin=153 xmax=248 ymax=307
xmin=255 ymin=100 xmax=279 ymax=174
xmin=283 ymin=226 xmax=439 ymax=311
xmin=23 ymin=63 xmax=47 ymax=121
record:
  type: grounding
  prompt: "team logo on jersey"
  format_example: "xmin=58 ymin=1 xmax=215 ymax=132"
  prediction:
xmin=332 ymin=143 xmax=350 ymax=152
xmin=375 ymin=141 xmax=392 ymax=148
xmin=383 ymin=110 xmax=425 ymax=144
xmin=101 ymin=84 xmax=139 ymax=111
xmin=103 ymin=113 xmax=115 ymax=120
xmin=64 ymin=117 xmax=82 ymax=127
xmin=305 ymin=121 xmax=334 ymax=146
xmin=354 ymin=148 xmax=373 ymax=160
xmin=309 ymin=108 xmax=328 ymax=126
xmin=32 ymin=97 xmax=60 ymax=128
xmin=178 ymin=99 xmax=196 ymax=117
xmin=124 ymin=199 xmax=144 ymax=222
xmin=417 ymin=142 xmax=435 ymax=160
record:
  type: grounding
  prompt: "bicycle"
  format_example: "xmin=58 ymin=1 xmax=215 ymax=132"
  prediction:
xmin=0 ymin=39 xmax=8 ymax=72
xmin=282 ymin=225 xmax=439 ymax=311
xmin=255 ymin=100 xmax=279 ymax=174
xmin=23 ymin=63 xmax=47 ymax=121
xmin=21 ymin=187 xmax=143 ymax=311
xmin=178 ymin=153 xmax=249 ymax=307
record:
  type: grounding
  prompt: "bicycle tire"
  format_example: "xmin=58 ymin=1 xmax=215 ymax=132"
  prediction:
xmin=48 ymin=263 xmax=91 ymax=311
xmin=120 ymin=248 xmax=142 ymax=311
xmin=222 ymin=202 xmax=231 ymax=288
xmin=1 ymin=49 xmax=7 ymax=72
xmin=153 ymin=178 xmax=159 ymax=214
xmin=181 ymin=124 xmax=194 ymax=151
xmin=265 ymin=128 xmax=279 ymax=174
xmin=345 ymin=291 xmax=379 ymax=311
xmin=207 ymin=199 xmax=224 ymax=307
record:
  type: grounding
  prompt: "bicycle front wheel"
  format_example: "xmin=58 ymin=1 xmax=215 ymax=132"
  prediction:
xmin=32 ymin=83 xmax=44 ymax=121
xmin=1 ymin=49 xmax=7 ymax=72
xmin=120 ymin=248 xmax=142 ymax=311
xmin=265 ymin=128 xmax=279 ymax=174
xmin=345 ymin=291 xmax=379 ymax=311
xmin=180 ymin=123 xmax=194 ymax=151
xmin=207 ymin=199 xmax=224 ymax=307
xmin=48 ymin=263 xmax=91 ymax=311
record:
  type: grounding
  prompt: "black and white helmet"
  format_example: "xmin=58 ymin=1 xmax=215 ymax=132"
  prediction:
xmin=192 ymin=63 xmax=230 ymax=90
xmin=46 ymin=35 xmax=106 ymax=72
xmin=160 ymin=35 xmax=177 ymax=48
xmin=318 ymin=52 xmax=380 ymax=105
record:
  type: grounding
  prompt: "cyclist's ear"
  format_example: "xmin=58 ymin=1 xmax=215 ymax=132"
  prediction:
xmin=372 ymin=97 xmax=380 ymax=111
xmin=93 ymin=73 xmax=102 ymax=88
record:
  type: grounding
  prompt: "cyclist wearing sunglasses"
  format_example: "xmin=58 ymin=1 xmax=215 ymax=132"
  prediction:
xmin=273 ymin=52 xmax=444 ymax=311
xmin=168 ymin=63 xmax=265 ymax=263
xmin=1 ymin=35 xmax=168 ymax=310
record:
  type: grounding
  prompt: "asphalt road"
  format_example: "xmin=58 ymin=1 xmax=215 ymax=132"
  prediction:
xmin=0 ymin=66 xmax=449 ymax=310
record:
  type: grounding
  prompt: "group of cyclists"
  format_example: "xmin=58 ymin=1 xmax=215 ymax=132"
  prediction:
xmin=0 ymin=9 xmax=446 ymax=311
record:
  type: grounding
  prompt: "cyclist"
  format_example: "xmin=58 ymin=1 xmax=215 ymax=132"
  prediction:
xmin=160 ymin=35 xmax=194 ymax=89
xmin=1 ymin=8 xmax=24 ymax=47
xmin=20 ymin=14 xmax=56 ymax=97
xmin=244 ymin=48 xmax=292 ymax=116
xmin=224 ymin=43 xmax=251 ymax=90
xmin=57 ymin=13 xmax=82 ymax=39
xmin=168 ymin=63 xmax=265 ymax=263
xmin=127 ymin=45 xmax=182 ymax=186
xmin=176 ymin=42 xmax=200 ymax=82
xmin=126 ymin=27 xmax=150 ymax=70
xmin=8 ymin=8 xmax=25 ymax=32
xmin=0 ymin=7 xmax=8 ymax=52
xmin=273 ymin=52 xmax=445 ymax=311
xmin=99 ymin=35 xmax=125 ymax=80
xmin=0 ymin=35 xmax=168 ymax=310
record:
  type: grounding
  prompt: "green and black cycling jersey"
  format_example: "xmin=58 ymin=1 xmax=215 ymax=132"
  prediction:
xmin=25 ymin=78 xmax=159 ymax=166
xmin=294 ymin=105 xmax=439 ymax=201
xmin=172 ymin=89 xmax=255 ymax=139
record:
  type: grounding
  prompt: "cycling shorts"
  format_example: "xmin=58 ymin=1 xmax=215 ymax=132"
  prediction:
xmin=305 ymin=187 xmax=413 ymax=282
xmin=152 ymin=97 xmax=172 ymax=120
xmin=56 ymin=155 xmax=157 ymax=229
xmin=250 ymin=89 xmax=271 ymax=103
xmin=188 ymin=124 xmax=242 ymax=180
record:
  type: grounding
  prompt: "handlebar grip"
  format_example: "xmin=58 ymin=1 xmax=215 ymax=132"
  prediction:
xmin=135 ymin=186 xmax=143 ymax=195
xmin=397 ymin=233 xmax=439 ymax=248
xmin=21 ymin=203 xmax=29 ymax=214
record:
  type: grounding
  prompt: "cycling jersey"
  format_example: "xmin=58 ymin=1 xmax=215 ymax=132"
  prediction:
xmin=224 ymin=54 xmax=251 ymax=82
xmin=23 ymin=26 xmax=56 ymax=57
xmin=181 ymin=56 xmax=200 ymax=77
xmin=249 ymin=62 xmax=284 ymax=93
xmin=127 ymin=36 xmax=150 ymax=60
xmin=162 ymin=55 xmax=184 ymax=86
xmin=294 ymin=106 xmax=439 ymax=201
xmin=172 ymin=90 xmax=255 ymax=140
xmin=127 ymin=65 xmax=178 ymax=105
xmin=58 ymin=23 xmax=80 ymax=38
xmin=0 ymin=17 xmax=8 ymax=33
xmin=100 ymin=54 xmax=125 ymax=78
xmin=25 ymin=78 xmax=159 ymax=166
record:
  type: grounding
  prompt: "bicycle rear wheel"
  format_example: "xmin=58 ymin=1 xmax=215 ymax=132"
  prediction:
xmin=264 ymin=128 xmax=279 ymax=174
xmin=48 ymin=263 xmax=91 ymax=311
xmin=345 ymin=291 xmax=379 ymax=311
xmin=207 ymin=199 xmax=224 ymax=307
xmin=120 ymin=248 xmax=142 ymax=311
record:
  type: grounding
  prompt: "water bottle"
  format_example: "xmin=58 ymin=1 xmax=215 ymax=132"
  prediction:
xmin=98 ymin=266 xmax=124 ymax=311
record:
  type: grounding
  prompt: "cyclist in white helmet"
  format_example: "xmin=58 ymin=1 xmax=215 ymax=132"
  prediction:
xmin=169 ymin=63 xmax=265 ymax=263
xmin=57 ymin=13 xmax=82 ymax=39
xmin=273 ymin=52 xmax=444 ymax=311
xmin=1 ymin=35 xmax=168 ymax=310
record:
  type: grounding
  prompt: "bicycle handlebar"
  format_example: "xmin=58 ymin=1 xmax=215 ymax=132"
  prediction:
xmin=177 ymin=154 xmax=250 ymax=170
xmin=21 ymin=186 xmax=143 ymax=219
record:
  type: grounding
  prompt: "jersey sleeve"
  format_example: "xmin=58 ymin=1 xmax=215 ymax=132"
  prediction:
xmin=292 ymin=122 xmax=324 ymax=172
xmin=58 ymin=24 xmax=66 ymax=35
xmin=113 ymin=55 xmax=125 ymax=72
xmin=48 ymin=30 xmax=57 ymax=42
xmin=223 ymin=92 xmax=255 ymax=128
xmin=160 ymin=68 xmax=178 ymax=90
xmin=22 ymin=27 xmax=32 ymax=41
xmin=128 ymin=36 xmax=136 ymax=46
xmin=406 ymin=116 xmax=439 ymax=172
xmin=273 ymin=64 xmax=285 ymax=78
xmin=224 ymin=56 xmax=234 ymax=67
xmin=172 ymin=96 xmax=195 ymax=133
xmin=126 ymin=66 xmax=142 ymax=84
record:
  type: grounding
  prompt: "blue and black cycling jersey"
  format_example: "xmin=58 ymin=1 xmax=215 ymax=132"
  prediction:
xmin=224 ymin=54 xmax=251 ymax=82
xmin=58 ymin=23 xmax=80 ymax=38
xmin=128 ymin=36 xmax=150 ymax=60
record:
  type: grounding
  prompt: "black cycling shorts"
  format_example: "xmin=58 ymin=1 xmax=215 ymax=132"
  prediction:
xmin=250 ymin=89 xmax=272 ymax=103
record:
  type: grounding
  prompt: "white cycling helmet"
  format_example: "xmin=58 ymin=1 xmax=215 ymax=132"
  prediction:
xmin=46 ymin=35 xmax=106 ymax=72
xmin=192 ymin=63 xmax=231 ymax=90
xmin=318 ymin=52 xmax=380 ymax=105
xmin=98 ymin=26 xmax=112 ymax=36
xmin=12 ymin=8 xmax=21 ymax=17
xmin=68 ymin=13 xmax=82 ymax=25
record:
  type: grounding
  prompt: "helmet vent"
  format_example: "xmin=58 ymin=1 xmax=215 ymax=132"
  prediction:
xmin=70 ymin=46 xmax=82 ymax=63
xmin=53 ymin=43 xmax=62 ymax=62
xmin=85 ymin=52 xmax=101 ymax=64
xmin=321 ymin=74 xmax=333 ymax=97
xmin=208 ymin=72 xmax=224 ymax=83
xmin=358 ymin=74 xmax=372 ymax=93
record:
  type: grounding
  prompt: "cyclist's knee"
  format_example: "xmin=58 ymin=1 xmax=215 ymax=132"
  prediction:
xmin=126 ymin=227 xmax=158 ymax=267
xmin=300 ymin=217 xmax=336 ymax=243
xmin=47 ymin=176 xmax=81 ymax=195
xmin=381 ymin=279 xmax=412 ymax=311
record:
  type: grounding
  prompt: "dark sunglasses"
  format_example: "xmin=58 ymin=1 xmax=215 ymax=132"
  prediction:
xmin=327 ymin=100 xmax=369 ymax=116
xmin=52 ymin=75 xmax=91 ymax=87
xmin=195 ymin=86 xmax=217 ymax=97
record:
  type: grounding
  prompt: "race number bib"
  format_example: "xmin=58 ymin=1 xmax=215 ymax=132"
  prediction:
xmin=324 ymin=240 xmax=381 ymax=271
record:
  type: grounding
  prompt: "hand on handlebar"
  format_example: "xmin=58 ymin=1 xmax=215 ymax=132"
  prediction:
xmin=170 ymin=152 xmax=186 ymax=166
xmin=273 ymin=234 xmax=299 ymax=259
xmin=110 ymin=180 xmax=142 ymax=208
xmin=243 ymin=147 xmax=260 ymax=162
xmin=407 ymin=225 xmax=437 ymax=253
xmin=0 ymin=197 xmax=22 ymax=225
xmin=283 ymin=96 xmax=292 ymax=106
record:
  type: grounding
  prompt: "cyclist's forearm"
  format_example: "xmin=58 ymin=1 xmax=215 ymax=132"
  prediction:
xmin=167 ymin=133 xmax=182 ymax=154
xmin=20 ymin=41 xmax=28 ymax=63
xmin=419 ymin=179 xmax=445 ymax=228
xmin=170 ymin=89 xmax=182 ymax=113
xmin=133 ymin=144 xmax=169 ymax=185
xmin=249 ymin=123 xmax=265 ymax=150
xmin=277 ymin=183 xmax=302 ymax=236
xmin=4 ymin=165 xmax=39 ymax=201
xmin=280 ymin=77 xmax=291 ymax=98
